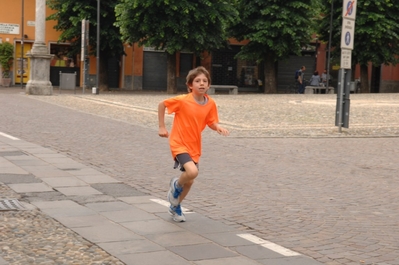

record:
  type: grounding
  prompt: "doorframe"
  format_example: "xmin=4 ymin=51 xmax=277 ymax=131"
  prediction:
xmin=13 ymin=39 xmax=34 ymax=85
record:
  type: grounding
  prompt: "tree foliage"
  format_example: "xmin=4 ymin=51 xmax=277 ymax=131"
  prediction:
xmin=115 ymin=0 xmax=238 ymax=93
xmin=47 ymin=0 xmax=124 ymax=57
xmin=115 ymin=0 xmax=237 ymax=55
xmin=318 ymin=0 xmax=399 ymax=92
xmin=47 ymin=0 xmax=125 ymax=89
xmin=230 ymin=0 xmax=320 ymax=93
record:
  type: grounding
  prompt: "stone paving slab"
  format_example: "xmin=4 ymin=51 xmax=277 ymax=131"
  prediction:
xmin=24 ymin=166 xmax=74 ymax=178
xmin=168 ymin=243 xmax=239 ymax=261
xmin=55 ymin=186 xmax=103 ymax=196
xmin=6 ymin=157 xmax=49 ymax=166
xmin=30 ymin=199 xmax=79 ymax=209
xmin=145 ymin=231 xmax=211 ymax=247
xmin=117 ymin=250 xmax=190 ymax=265
xmin=131 ymin=200 xmax=169 ymax=213
xmin=261 ymin=256 xmax=325 ymax=265
xmin=84 ymin=201 xmax=133 ymax=212
xmin=194 ymin=256 xmax=262 ymax=265
xmin=121 ymin=219 xmax=186 ymax=235
xmin=98 ymin=239 xmax=165 ymax=256
xmin=54 ymin=214 xmax=113 ymax=228
xmin=91 ymin=183 xmax=148 ymax=197
xmin=65 ymin=167 xmax=110 ymax=176
xmin=41 ymin=176 xmax=88 ymax=187
xmin=37 ymin=204 xmax=98 ymax=218
xmin=75 ymin=174 xmax=121 ymax=184
xmin=72 ymin=223 xmax=143 ymax=243
xmin=0 ymin=173 xmax=42 ymax=184
xmin=0 ymin=151 xmax=25 ymax=156
xmin=201 ymin=232 xmax=256 ymax=247
xmin=99 ymin=208 xmax=159 ymax=222
xmin=175 ymin=213 xmax=237 ymax=234
xmin=8 ymin=182 xmax=53 ymax=193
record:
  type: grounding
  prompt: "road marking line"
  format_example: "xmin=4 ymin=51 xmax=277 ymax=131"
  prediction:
xmin=237 ymin=233 xmax=301 ymax=257
xmin=150 ymin=198 xmax=193 ymax=214
xmin=0 ymin=132 xmax=20 ymax=140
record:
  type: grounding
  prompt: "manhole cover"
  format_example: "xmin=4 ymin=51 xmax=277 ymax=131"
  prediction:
xmin=0 ymin=199 xmax=25 ymax=211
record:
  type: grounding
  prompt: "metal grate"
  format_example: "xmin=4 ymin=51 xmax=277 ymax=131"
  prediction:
xmin=0 ymin=199 xmax=25 ymax=211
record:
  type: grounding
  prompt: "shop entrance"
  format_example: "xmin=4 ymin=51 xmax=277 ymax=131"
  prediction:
xmin=14 ymin=42 xmax=33 ymax=84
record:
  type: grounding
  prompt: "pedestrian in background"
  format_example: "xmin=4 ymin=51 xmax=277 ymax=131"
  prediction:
xmin=158 ymin=66 xmax=229 ymax=222
xmin=309 ymin=70 xmax=321 ymax=93
xmin=321 ymin=69 xmax=330 ymax=86
xmin=297 ymin=66 xmax=306 ymax=94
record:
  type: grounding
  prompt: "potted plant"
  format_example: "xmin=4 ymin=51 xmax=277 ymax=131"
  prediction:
xmin=0 ymin=42 xmax=14 ymax=87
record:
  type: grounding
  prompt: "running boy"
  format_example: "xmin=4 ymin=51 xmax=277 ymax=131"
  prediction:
xmin=158 ymin=66 xmax=229 ymax=222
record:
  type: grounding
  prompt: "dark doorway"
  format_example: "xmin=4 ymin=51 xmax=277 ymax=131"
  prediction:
xmin=107 ymin=57 xmax=120 ymax=89
xmin=370 ymin=65 xmax=381 ymax=93
xmin=211 ymin=46 xmax=240 ymax=86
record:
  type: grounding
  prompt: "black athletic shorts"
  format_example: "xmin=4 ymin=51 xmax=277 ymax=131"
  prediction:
xmin=173 ymin=153 xmax=198 ymax=172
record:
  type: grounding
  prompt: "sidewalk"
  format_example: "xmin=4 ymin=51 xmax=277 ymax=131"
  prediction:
xmin=0 ymin=133 xmax=322 ymax=265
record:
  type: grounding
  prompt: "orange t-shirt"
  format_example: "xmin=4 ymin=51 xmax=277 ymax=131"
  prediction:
xmin=164 ymin=93 xmax=219 ymax=163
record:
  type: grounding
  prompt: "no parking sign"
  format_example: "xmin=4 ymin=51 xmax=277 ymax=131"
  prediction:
xmin=342 ymin=0 xmax=357 ymax=20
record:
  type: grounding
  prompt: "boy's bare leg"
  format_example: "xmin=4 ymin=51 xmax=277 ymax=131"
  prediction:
xmin=179 ymin=180 xmax=193 ymax=202
xmin=177 ymin=161 xmax=198 ymax=203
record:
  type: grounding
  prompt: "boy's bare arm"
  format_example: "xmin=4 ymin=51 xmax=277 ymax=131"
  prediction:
xmin=209 ymin=123 xmax=229 ymax=136
xmin=158 ymin=101 xmax=169 ymax=138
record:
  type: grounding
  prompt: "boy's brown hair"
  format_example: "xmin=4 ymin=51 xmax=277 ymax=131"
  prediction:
xmin=186 ymin=66 xmax=211 ymax=92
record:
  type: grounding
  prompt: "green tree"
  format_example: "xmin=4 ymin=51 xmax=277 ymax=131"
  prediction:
xmin=47 ymin=0 xmax=125 ymax=90
xmin=115 ymin=0 xmax=238 ymax=93
xmin=230 ymin=0 xmax=320 ymax=93
xmin=318 ymin=0 xmax=399 ymax=93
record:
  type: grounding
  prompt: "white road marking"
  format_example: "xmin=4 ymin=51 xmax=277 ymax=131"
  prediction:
xmin=0 ymin=132 xmax=20 ymax=140
xmin=237 ymin=233 xmax=301 ymax=257
xmin=150 ymin=198 xmax=193 ymax=214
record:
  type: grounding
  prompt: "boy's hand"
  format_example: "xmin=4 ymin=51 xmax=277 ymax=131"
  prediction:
xmin=216 ymin=125 xmax=229 ymax=136
xmin=158 ymin=127 xmax=169 ymax=138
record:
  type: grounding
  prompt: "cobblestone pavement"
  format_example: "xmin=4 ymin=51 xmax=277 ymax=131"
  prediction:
xmin=0 ymin=87 xmax=399 ymax=265
xmin=0 ymin=187 xmax=124 ymax=265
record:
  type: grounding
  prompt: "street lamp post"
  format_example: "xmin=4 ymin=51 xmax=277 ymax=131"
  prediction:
xmin=96 ymin=0 xmax=100 ymax=94
xmin=21 ymin=0 xmax=24 ymax=89
xmin=326 ymin=0 xmax=334 ymax=89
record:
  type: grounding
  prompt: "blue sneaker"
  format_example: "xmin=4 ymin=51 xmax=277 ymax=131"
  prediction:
xmin=168 ymin=204 xmax=186 ymax=222
xmin=167 ymin=177 xmax=183 ymax=207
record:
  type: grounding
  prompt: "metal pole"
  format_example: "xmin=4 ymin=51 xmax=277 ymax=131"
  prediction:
xmin=338 ymin=69 xmax=345 ymax=133
xmin=20 ymin=0 xmax=24 ymax=89
xmin=326 ymin=0 xmax=334 ymax=89
xmin=96 ymin=0 xmax=100 ymax=94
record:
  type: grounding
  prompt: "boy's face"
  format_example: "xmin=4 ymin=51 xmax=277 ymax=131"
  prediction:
xmin=188 ymin=73 xmax=210 ymax=95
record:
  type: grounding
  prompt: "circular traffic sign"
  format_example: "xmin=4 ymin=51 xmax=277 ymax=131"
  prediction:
xmin=346 ymin=1 xmax=354 ymax=16
xmin=345 ymin=32 xmax=351 ymax=46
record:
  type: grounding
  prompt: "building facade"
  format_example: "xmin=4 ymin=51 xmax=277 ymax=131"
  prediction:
xmin=1 ymin=0 xmax=398 ymax=93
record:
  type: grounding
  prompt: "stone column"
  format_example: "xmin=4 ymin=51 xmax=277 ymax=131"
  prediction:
xmin=26 ymin=0 xmax=53 ymax=95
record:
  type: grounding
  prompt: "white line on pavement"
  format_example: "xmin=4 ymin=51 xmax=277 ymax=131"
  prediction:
xmin=150 ymin=198 xmax=193 ymax=214
xmin=237 ymin=233 xmax=301 ymax=257
xmin=0 ymin=132 xmax=20 ymax=140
